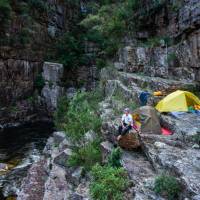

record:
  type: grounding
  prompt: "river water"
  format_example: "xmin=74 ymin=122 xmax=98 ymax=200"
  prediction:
xmin=0 ymin=122 xmax=54 ymax=198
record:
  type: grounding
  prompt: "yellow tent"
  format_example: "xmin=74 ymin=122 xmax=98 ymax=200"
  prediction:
xmin=156 ymin=90 xmax=200 ymax=112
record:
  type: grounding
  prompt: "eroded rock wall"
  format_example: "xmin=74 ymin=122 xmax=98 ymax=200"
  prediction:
xmin=118 ymin=0 xmax=200 ymax=82
xmin=0 ymin=0 xmax=80 ymax=106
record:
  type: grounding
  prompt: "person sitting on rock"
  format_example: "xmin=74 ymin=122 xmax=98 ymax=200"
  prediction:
xmin=117 ymin=108 xmax=133 ymax=141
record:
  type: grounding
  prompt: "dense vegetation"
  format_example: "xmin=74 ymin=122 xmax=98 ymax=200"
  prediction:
xmin=54 ymin=89 xmax=130 ymax=198
xmin=90 ymin=164 xmax=129 ymax=200
xmin=54 ymin=90 xmax=102 ymax=169
xmin=0 ymin=0 xmax=48 ymax=45
xmin=54 ymin=91 xmax=102 ymax=142
xmin=80 ymin=0 xmax=140 ymax=57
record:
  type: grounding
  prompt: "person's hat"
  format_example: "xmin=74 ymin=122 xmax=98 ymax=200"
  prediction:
xmin=124 ymin=108 xmax=130 ymax=112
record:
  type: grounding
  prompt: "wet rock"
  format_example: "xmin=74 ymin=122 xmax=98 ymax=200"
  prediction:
xmin=43 ymin=137 xmax=54 ymax=155
xmin=0 ymin=59 xmax=40 ymax=106
xmin=53 ymin=148 xmax=72 ymax=168
xmin=0 ymin=163 xmax=8 ymax=172
xmin=1 ymin=164 xmax=30 ymax=197
xmin=17 ymin=160 xmax=46 ymax=200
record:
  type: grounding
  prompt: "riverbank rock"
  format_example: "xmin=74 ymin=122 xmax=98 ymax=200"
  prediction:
xmin=43 ymin=165 xmax=72 ymax=200
xmin=17 ymin=160 xmax=46 ymax=200
xmin=0 ymin=163 xmax=8 ymax=172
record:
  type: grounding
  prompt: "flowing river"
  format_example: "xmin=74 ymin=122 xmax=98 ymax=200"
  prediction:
xmin=0 ymin=122 xmax=54 ymax=199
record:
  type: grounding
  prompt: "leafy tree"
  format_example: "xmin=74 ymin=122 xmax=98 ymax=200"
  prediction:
xmin=0 ymin=0 xmax=11 ymax=29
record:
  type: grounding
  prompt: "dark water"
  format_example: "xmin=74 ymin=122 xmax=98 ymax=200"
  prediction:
xmin=0 ymin=122 xmax=54 ymax=164
xmin=0 ymin=122 xmax=54 ymax=198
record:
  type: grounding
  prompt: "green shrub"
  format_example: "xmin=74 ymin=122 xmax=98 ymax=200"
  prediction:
xmin=19 ymin=28 xmax=31 ymax=45
xmin=34 ymin=74 xmax=45 ymax=91
xmin=26 ymin=96 xmax=34 ymax=104
xmin=170 ymin=1 xmax=182 ymax=12
xmin=28 ymin=0 xmax=48 ymax=13
xmin=96 ymin=58 xmax=107 ymax=69
xmin=68 ymin=141 xmax=101 ymax=170
xmin=47 ymin=33 xmax=86 ymax=68
xmin=64 ymin=93 xmax=101 ymax=142
xmin=80 ymin=0 xmax=140 ymax=57
xmin=144 ymin=37 xmax=161 ymax=48
xmin=154 ymin=174 xmax=181 ymax=200
xmin=90 ymin=164 xmax=129 ymax=200
xmin=56 ymin=91 xmax=102 ymax=142
xmin=192 ymin=133 xmax=200 ymax=145
xmin=108 ymin=147 xmax=122 ymax=168
xmin=0 ymin=0 xmax=11 ymax=27
xmin=54 ymin=90 xmax=103 ymax=135
xmin=167 ymin=53 xmax=177 ymax=64
xmin=54 ymin=97 xmax=69 ymax=130
xmin=16 ymin=2 xmax=29 ymax=16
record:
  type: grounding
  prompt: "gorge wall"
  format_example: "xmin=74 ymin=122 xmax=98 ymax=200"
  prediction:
xmin=0 ymin=0 xmax=80 ymax=105
xmin=117 ymin=0 xmax=200 ymax=83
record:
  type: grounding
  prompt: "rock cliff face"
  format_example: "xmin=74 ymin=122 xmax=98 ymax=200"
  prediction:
xmin=0 ymin=0 xmax=81 ymax=125
xmin=41 ymin=62 xmax=64 ymax=114
xmin=0 ymin=0 xmax=79 ymax=105
xmin=118 ymin=0 xmax=200 ymax=82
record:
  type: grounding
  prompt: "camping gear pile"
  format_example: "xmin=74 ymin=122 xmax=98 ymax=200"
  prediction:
xmin=118 ymin=90 xmax=200 ymax=150
xmin=118 ymin=106 xmax=166 ymax=149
